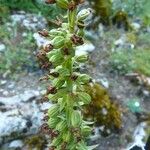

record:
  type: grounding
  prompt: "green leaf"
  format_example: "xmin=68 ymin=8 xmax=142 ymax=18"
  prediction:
xmin=77 ymin=92 xmax=91 ymax=104
xmin=46 ymin=49 xmax=58 ymax=59
xmin=52 ymin=36 xmax=65 ymax=49
xmin=81 ymin=125 xmax=92 ymax=137
xmin=48 ymin=104 xmax=60 ymax=118
xmin=48 ymin=88 xmax=67 ymax=101
xmin=71 ymin=110 xmax=82 ymax=127
xmin=53 ymin=78 xmax=65 ymax=88
xmin=55 ymin=65 xmax=70 ymax=76
xmin=77 ymin=74 xmax=91 ymax=84
xmin=62 ymin=131 xmax=71 ymax=142
xmin=74 ymin=54 xmax=88 ymax=63
xmin=52 ymin=135 xmax=62 ymax=147
xmin=56 ymin=0 xmax=69 ymax=9
xmin=76 ymin=141 xmax=88 ymax=150
xmin=48 ymin=117 xmax=60 ymax=129
xmin=56 ymin=119 xmax=67 ymax=131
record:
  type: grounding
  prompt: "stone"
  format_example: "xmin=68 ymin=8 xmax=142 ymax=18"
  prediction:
xmin=99 ymin=78 xmax=109 ymax=88
xmin=0 ymin=90 xmax=40 ymax=105
xmin=0 ymin=89 xmax=53 ymax=145
xmin=114 ymin=38 xmax=124 ymax=47
xmin=2 ymin=91 xmax=9 ymax=96
xmin=9 ymin=140 xmax=24 ymax=148
xmin=142 ymin=90 xmax=149 ymax=97
xmin=0 ymin=80 xmax=7 ymax=85
xmin=7 ymin=82 xmax=15 ymax=89
xmin=127 ymin=122 xmax=147 ymax=150
xmin=33 ymin=33 xmax=49 ymax=48
xmin=131 ymin=22 xmax=141 ymax=31
xmin=0 ymin=44 xmax=6 ymax=52
xmin=0 ymin=111 xmax=27 ymax=137
xmin=75 ymin=41 xmax=95 ymax=55
xmin=40 ymin=102 xmax=52 ymax=111
xmin=10 ymin=11 xmax=47 ymax=31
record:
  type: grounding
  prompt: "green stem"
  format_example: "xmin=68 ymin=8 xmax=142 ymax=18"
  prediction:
xmin=68 ymin=8 xmax=77 ymax=33
xmin=66 ymin=7 xmax=76 ymax=127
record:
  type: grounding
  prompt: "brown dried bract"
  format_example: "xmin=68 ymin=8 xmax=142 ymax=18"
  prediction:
xmin=47 ymin=86 xmax=57 ymax=94
xmin=45 ymin=0 xmax=56 ymax=4
xmin=38 ymin=29 xmax=49 ymax=37
xmin=44 ymin=44 xmax=54 ymax=52
xmin=71 ymin=34 xmax=84 ymax=45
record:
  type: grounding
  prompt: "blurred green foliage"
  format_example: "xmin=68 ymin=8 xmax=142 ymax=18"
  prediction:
xmin=88 ymin=0 xmax=150 ymax=29
xmin=0 ymin=0 xmax=64 ymax=75
xmin=0 ymin=0 xmax=63 ymax=20
xmin=113 ymin=0 xmax=150 ymax=26
xmin=110 ymin=49 xmax=150 ymax=76
xmin=0 ymin=24 xmax=38 ymax=74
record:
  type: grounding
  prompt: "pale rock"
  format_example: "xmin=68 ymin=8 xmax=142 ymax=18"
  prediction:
xmin=0 ymin=90 xmax=40 ymax=105
xmin=0 ymin=112 xmax=27 ymax=137
xmin=7 ymin=82 xmax=15 ymax=89
xmin=33 ymin=33 xmax=49 ymax=48
xmin=114 ymin=38 xmax=124 ymax=46
xmin=99 ymin=126 xmax=105 ymax=132
xmin=10 ymin=12 xmax=47 ymax=31
xmin=9 ymin=140 xmax=24 ymax=148
xmin=131 ymin=22 xmax=141 ymax=31
xmin=22 ymin=32 xmax=28 ymax=37
xmin=0 ymin=89 xmax=53 ymax=145
xmin=40 ymin=102 xmax=52 ymax=110
xmin=0 ymin=80 xmax=7 ymax=85
xmin=142 ymin=90 xmax=149 ymax=97
xmin=75 ymin=41 xmax=95 ymax=55
xmin=0 ymin=44 xmax=6 ymax=52
xmin=102 ymin=108 xmax=108 ymax=115
xmin=3 ymin=91 xmax=9 ymax=96
xmin=127 ymin=122 xmax=147 ymax=150
xmin=11 ymin=14 xmax=25 ymax=23
xmin=99 ymin=78 xmax=109 ymax=88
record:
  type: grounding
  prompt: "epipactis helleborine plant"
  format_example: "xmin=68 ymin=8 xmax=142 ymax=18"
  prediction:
xmin=37 ymin=0 xmax=96 ymax=149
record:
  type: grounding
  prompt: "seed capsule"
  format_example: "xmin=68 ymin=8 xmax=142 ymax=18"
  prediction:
xmin=71 ymin=110 xmax=82 ymax=127
xmin=77 ymin=8 xmax=92 ymax=21
xmin=74 ymin=54 xmax=88 ymax=63
xmin=48 ymin=104 xmax=59 ymax=118
xmin=52 ymin=36 xmax=65 ymax=49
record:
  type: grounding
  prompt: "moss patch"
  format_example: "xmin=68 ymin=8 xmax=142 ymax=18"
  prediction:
xmin=83 ymin=83 xmax=122 ymax=134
